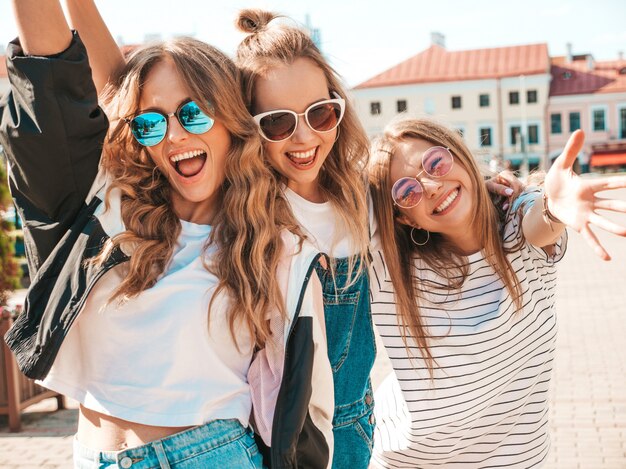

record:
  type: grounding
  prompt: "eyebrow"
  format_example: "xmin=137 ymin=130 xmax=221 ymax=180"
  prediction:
xmin=259 ymin=95 xmax=332 ymax=113
xmin=138 ymin=98 xmax=192 ymax=115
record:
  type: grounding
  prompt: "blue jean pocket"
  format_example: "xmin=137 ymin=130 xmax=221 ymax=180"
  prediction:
xmin=323 ymin=290 xmax=360 ymax=372
xmin=332 ymin=413 xmax=375 ymax=469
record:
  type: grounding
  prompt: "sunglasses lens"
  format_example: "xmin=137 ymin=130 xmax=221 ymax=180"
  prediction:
xmin=307 ymin=101 xmax=343 ymax=132
xmin=130 ymin=112 xmax=167 ymax=147
xmin=423 ymin=146 xmax=453 ymax=177
xmin=392 ymin=177 xmax=423 ymax=208
xmin=258 ymin=112 xmax=297 ymax=141
xmin=179 ymin=101 xmax=214 ymax=135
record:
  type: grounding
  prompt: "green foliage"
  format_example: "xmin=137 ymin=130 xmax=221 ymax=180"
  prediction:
xmin=0 ymin=153 xmax=21 ymax=305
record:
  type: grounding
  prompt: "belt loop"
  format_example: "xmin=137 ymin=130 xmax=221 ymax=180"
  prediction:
xmin=152 ymin=440 xmax=172 ymax=469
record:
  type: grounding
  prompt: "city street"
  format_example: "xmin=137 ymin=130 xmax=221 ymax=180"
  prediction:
xmin=1 ymin=187 xmax=625 ymax=469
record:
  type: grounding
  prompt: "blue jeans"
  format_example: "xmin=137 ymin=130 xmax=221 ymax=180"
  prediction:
xmin=73 ymin=419 xmax=265 ymax=468
xmin=316 ymin=256 xmax=376 ymax=469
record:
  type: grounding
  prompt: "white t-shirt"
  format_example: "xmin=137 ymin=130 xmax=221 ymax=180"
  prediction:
xmin=284 ymin=187 xmax=357 ymax=258
xmin=369 ymin=193 xmax=567 ymax=468
xmin=40 ymin=219 xmax=254 ymax=427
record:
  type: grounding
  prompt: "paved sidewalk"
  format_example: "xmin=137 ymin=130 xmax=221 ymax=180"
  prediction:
xmin=1 ymin=189 xmax=625 ymax=468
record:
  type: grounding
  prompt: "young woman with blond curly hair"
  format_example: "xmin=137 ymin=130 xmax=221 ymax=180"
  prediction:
xmin=0 ymin=0 xmax=319 ymax=467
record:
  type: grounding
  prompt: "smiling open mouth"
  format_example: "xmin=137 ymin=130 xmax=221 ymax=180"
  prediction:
xmin=286 ymin=148 xmax=317 ymax=168
xmin=170 ymin=150 xmax=207 ymax=178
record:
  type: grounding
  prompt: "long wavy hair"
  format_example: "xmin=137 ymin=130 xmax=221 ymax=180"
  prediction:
xmin=368 ymin=118 xmax=524 ymax=371
xmin=96 ymin=37 xmax=293 ymax=348
xmin=235 ymin=9 xmax=370 ymax=280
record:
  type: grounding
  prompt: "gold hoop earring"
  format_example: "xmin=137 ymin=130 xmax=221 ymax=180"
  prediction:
xmin=410 ymin=227 xmax=430 ymax=246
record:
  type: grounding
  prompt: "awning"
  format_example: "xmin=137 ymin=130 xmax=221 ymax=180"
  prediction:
xmin=591 ymin=152 xmax=626 ymax=167
xmin=505 ymin=155 xmax=541 ymax=166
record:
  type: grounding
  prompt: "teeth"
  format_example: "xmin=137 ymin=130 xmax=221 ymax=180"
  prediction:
xmin=434 ymin=189 xmax=459 ymax=213
xmin=286 ymin=148 xmax=316 ymax=159
xmin=170 ymin=149 xmax=205 ymax=163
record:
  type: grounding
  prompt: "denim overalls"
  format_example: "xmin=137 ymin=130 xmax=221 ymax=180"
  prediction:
xmin=315 ymin=256 xmax=376 ymax=469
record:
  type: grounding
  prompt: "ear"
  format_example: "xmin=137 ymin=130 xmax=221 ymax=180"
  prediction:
xmin=395 ymin=213 xmax=417 ymax=228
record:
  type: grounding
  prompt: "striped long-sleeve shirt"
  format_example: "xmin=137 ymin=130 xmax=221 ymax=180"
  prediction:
xmin=370 ymin=193 xmax=567 ymax=469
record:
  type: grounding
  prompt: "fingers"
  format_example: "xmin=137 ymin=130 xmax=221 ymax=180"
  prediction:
xmin=580 ymin=225 xmax=611 ymax=261
xmin=595 ymin=197 xmax=626 ymax=212
xmin=486 ymin=181 xmax=514 ymax=197
xmin=588 ymin=175 xmax=626 ymax=192
xmin=588 ymin=212 xmax=626 ymax=236
xmin=553 ymin=130 xmax=585 ymax=170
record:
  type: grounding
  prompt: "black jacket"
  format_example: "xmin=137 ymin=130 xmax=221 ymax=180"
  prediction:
xmin=0 ymin=33 xmax=128 ymax=379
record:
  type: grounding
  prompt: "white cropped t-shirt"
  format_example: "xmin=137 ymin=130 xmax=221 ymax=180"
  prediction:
xmin=39 ymin=220 xmax=254 ymax=427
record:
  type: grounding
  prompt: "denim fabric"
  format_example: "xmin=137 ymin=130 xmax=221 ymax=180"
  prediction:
xmin=315 ymin=256 xmax=376 ymax=469
xmin=73 ymin=419 xmax=265 ymax=469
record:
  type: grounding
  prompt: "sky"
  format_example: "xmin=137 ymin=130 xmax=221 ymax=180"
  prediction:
xmin=1 ymin=0 xmax=625 ymax=87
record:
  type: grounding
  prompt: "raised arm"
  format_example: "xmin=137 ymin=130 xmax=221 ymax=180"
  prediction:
xmin=64 ymin=0 xmax=126 ymax=94
xmin=1 ymin=0 xmax=109 ymax=272
xmin=522 ymin=130 xmax=626 ymax=260
xmin=11 ymin=0 xmax=72 ymax=55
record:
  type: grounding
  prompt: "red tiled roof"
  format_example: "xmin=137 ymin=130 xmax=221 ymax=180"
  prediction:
xmin=355 ymin=43 xmax=550 ymax=89
xmin=549 ymin=57 xmax=626 ymax=96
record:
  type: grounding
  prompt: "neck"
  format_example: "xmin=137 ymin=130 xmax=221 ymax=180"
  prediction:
xmin=288 ymin=181 xmax=326 ymax=203
xmin=445 ymin=231 xmax=482 ymax=256
xmin=172 ymin=193 xmax=220 ymax=225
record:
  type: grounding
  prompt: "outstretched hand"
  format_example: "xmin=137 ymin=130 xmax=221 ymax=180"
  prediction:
xmin=545 ymin=130 xmax=626 ymax=260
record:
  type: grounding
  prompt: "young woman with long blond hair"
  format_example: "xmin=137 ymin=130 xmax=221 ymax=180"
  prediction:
xmin=234 ymin=10 xmax=377 ymax=468
xmin=0 ymin=1 xmax=319 ymax=466
xmin=367 ymin=117 xmax=626 ymax=468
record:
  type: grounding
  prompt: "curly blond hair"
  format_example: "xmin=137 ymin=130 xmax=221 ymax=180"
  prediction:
xmin=96 ymin=37 xmax=295 ymax=347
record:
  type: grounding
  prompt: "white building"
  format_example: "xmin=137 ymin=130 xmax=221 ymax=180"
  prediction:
xmin=351 ymin=36 xmax=551 ymax=170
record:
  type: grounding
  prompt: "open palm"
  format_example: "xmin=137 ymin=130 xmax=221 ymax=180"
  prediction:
xmin=545 ymin=130 xmax=626 ymax=260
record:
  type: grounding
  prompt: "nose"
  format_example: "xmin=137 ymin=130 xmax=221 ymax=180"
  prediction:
xmin=290 ymin=113 xmax=316 ymax=143
xmin=419 ymin=175 xmax=444 ymax=198
xmin=166 ymin=115 xmax=188 ymax=144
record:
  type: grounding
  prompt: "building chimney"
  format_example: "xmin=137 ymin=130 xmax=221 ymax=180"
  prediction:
xmin=566 ymin=43 xmax=573 ymax=63
xmin=619 ymin=51 xmax=624 ymax=61
xmin=431 ymin=32 xmax=445 ymax=48
xmin=586 ymin=54 xmax=595 ymax=71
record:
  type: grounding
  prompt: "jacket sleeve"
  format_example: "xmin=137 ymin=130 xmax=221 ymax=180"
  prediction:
xmin=0 ymin=31 xmax=109 ymax=272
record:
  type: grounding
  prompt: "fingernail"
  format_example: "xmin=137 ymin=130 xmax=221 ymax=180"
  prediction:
xmin=505 ymin=188 xmax=514 ymax=196
xmin=502 ymin=203 xmax=509 ymax=210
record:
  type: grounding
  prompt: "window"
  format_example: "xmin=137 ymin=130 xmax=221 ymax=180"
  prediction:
xmin=479 ymin=94 xmax=490 ymax=107
xmin=620 ymin=108 xmax=626 ymax=139
xmin=397 ymin=100 xmax=407 ymax=113
xmin=451 ymin=96 xmax=462 ymax=109
xmin=551 ymin=114 xmax=562 ymax=134
xmin=479 ymin=127 xmax=492 ymax=146
xmin=569 ymin=112 xmax=581 ymax=131
xmin=370 ymin=102 xmax=381 ymax=115
xmin=527 ymin=90 xmax=538 ymax=103
xmin=528 ymin=124 xmax=539 ymax=144
xmin=593 ymin=108 xmax=606 ymax=131
xmin=562 ymin=71 xmax=573 ymax=80
xmin=509 ymin=91 xmax=519 ymax=105
xmin=510 ymin=126 xmax=521 ymax=145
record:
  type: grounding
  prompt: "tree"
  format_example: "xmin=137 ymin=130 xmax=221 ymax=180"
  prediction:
xmin=0 ymin=148 xmax=20 ymax=306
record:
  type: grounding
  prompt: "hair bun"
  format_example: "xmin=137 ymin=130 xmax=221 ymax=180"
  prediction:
xmin=236 ymin=9 xmax=279 ymax=34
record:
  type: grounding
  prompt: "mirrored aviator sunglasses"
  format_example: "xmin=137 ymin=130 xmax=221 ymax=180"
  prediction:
xmin=253 ymin=92 xmax=346 ymax=142
xmin=391 ymin=146 xmax=454 ymax=209
xmin=126 ymin=100 xmax=215 ymax=147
